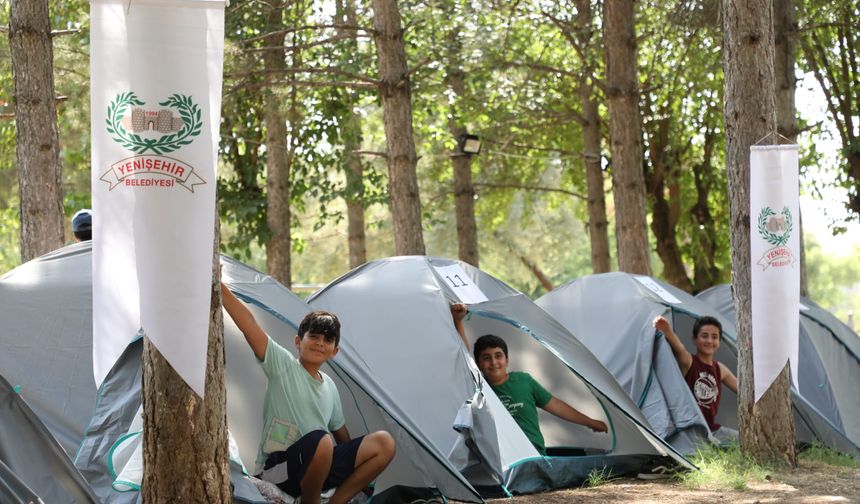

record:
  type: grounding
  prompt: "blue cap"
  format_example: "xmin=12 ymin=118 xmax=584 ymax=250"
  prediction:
xmin=72 ymin=209 xmax=92 ymax=233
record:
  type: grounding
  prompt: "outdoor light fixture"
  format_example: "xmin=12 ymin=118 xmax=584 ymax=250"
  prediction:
xmin=458 ymin=132 xmax=482 ymax=155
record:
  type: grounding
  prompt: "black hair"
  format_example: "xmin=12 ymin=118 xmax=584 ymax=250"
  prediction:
xmin=473 ymin=334 xmax=508 ymax=362
xmin=74 ymin=230 xmax=92 ymax=241
xmin=693 ymin=316 xmax=722 ymax=340
xmin=298 ymin=310 xmax=341 ymax=346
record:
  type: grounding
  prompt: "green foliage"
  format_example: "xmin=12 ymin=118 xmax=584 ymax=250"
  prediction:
xmin=799 ymin=1 xmax=860 ymax=219
xmin=677 ymin=444 xmax=772 ymax=491
xmin=583 ymin=466 xmax=613 ymax=488
xmin=0 ymin=201 xmax=20 ymax=273
xmin=0 ymin=0 xmax=854 ymax=300
xmin=799 ymin=444 xmax=860 ymax=468
xmin=218 ymin=0 xmax=388 ymax=262
xmin=804 ymin=234 xmax=860 ymax=323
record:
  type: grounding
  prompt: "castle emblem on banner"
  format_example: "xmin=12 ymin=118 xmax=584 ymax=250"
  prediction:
xmin=756 ymin=206 xmax=796 ymax=270
xmin=100 ymin=92 xmax=206 ymax=192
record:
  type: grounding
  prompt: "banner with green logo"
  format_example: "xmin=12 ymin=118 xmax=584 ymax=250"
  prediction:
xmin=90 ymin=0 xmax=225 ymax=397
xmin=750 ymin=144 xmax=800 ymax=402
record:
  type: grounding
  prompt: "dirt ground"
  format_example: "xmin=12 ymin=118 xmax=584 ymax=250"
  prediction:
xmin=479 ymin=459 xmax=859 ymax=504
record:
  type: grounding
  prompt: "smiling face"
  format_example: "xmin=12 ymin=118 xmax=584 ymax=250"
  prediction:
xmin=295 ymin=331 xmax=339 ymax=367
xmin=476 ymin=346 xmax=510 ymax=385
xmin=693 ymin=324 xmax=721 ymax=358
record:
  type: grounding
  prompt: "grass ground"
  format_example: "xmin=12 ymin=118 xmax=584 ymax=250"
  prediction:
xmin=479 ymin=446 xmax=860 ymax=504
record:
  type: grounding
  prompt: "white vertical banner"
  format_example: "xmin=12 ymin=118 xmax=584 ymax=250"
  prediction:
xmin=750 ymin=145 xmax=800 ymax=402
xmin=91 ymin=0 xmax=225 ymax=396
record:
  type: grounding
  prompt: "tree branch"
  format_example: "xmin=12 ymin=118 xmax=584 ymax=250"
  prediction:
xmin=244 ymin=34 xmax=359 ymax=55
xmin=226 ymin=66 xmax=379 ymax=86
xmin=51 ymin=29 xmax=80 ymax=37
xmin=353 ymin=150 xmax=388 ymax=159
xmin=474 ymin=182 xmax=586 ymax=199
xmin=240 ymin=24 xmax=376 ymax=45
xmin=503 ymin=60 xmax=580 ymax=79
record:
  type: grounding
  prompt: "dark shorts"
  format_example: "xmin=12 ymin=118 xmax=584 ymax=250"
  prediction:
xmin=260 ymin=430 xmax=365 ymax=497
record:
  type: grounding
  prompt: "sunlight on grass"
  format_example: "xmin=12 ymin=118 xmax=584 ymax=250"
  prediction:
xmin=799 ymin=444 xmax=860 ymax=469
xmin=677 ymin=444 xmax=771 ymax=491
xmin=584 ymin=466 xmax=613 ymax=488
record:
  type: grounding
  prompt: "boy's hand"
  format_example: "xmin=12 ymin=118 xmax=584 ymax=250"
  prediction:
xmin=588 ymin=418 xmax=608 ymax=433
xmin=450 ymin=303 xmax=468 ymax=322
xmin=652 ymin=316 xmax=671 ymax=334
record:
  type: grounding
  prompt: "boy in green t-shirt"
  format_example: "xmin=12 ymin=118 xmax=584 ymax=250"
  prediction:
xmin=222 ymin=283 xmax=395 ymax=504
xmin=451 ymin=304 xmax=607 ymax=454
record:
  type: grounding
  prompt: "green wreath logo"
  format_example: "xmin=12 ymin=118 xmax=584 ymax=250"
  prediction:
xmin=757 ymin=206 xmax=793 ymax=247
xmin=105 ymin=92 xmax=202 ymax=155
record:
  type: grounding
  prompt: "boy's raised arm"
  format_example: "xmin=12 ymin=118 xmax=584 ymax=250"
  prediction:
xmin=542 ymin=397 xmax=608 ymax=433
xmin=653 ymin=316 xmax=693 ymax=375
xmin=221 ymin=282 xmax=268 ymax=360
xmin=719 ymin=362 xmax=739 ymax=394
xmin=450 ymin=303 xmax=469 ymax=349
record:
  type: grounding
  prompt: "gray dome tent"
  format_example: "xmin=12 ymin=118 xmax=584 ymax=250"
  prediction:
xmin=0 ymin=243 xmax=483 ymax=503
xmin=697 ymin=284 xmax=860 ymax=453
xmin=0 ymin=372 xmax=98 ymax=504
xmin=536 ymin=273 xmax=715 ymax=454
xmin=308 ymin=256 xmax=694 ymax=497
xmin=537 ymin=273 xmax=859 ymax=457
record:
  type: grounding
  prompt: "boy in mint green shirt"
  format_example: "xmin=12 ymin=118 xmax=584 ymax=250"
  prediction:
xmin=452 ymin=304 xmax=607 ymax=454
xmin=222 ymin=283 xmax=395 ymax=504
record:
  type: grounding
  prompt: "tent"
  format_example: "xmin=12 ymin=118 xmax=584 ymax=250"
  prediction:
xmin=0 ymin=243 xmax=483 ymax=503
xmin=536 ymin=273 xmax=714 ymax=454
xmin=307 ymin=256 xmax=694 ymax=497
xmin=697 ymin=284 xmax=860 ymax=452
xmin=537 ymin=273 xmax=860 ymax=457
xmin=0 ymin=372 xmax=98 ymax=504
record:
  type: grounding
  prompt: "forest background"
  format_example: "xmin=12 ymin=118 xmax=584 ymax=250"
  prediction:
xmin=1 ymin=0 xmax=858 ymax=327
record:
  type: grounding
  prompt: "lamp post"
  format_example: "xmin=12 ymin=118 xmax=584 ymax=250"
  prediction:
xmin=457 ymin=132 xmax=481 ymax=156
xmin=452 ymin=130 xmax=480 ymax=266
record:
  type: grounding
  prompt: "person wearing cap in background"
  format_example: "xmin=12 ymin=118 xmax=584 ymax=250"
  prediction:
xmin=72 ymin=209 xmax=92 ymax=242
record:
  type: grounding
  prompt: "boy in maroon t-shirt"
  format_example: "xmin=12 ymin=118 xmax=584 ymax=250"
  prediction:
xmin=653 ymin=315 xmax=739 ymax=444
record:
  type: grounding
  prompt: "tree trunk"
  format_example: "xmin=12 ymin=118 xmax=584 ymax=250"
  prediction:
xmin=345 ymin=159 xmax=368 ymax=269
xmin=142 ymin=217 xmax=230 ymax=502
xmin=643 ymin=100 xmax=694 ymax=292
xmin=722 ymin=0 xmax=796 ymax=465
xmin=264 ymin=2 xmax=293 ymax=287
xmin=452 ymin=148 xmax=479 ymax=266
xmin=774 ymin=0 xmax=807 ymax=297
xmin=337 ymin=0 xmax=368 ymax=270
xmin=691 ymin=131 xmax=720 ymax=292
xmin=370 ymin=0 xmax=425 ymax=256
xmin=495 ymin=231 xmax=553 ymax=292
xmin=602 ymin=0 xmax=651 ymax=275
xmin=9 ymin=0 xmax=65 ymax=261
xmin=444 ymin=23 xmax=479 ymax=267
xmin=575 ymin=0 xmax=611 ymax=274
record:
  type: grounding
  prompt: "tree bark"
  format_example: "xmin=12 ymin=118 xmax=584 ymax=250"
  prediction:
xmin=445 ymin=22 xmax=479 ymax=267
xmin=264 ymin=1 xmax=293 ymax=287
xmin=691 ymin=130 xmax=721 ymax=292
xmin=602 ymin=0 xmax=651 ymax=275
xmin=643 ymin=101 xmax=694 ymax=292
xmin=451 ymin=144 xmax=479 ymax=266
xmin=337 ymin=0 xmax=368 ymax=269
xmin=370 ymin=0 xmax=426 ymax=255
xmin=575 ymin=0 xmax=611 ymax=274
xmin=774 ymin=0 xmax=807 ymax=297
xmin=9 ymin=0 xmax=65 ymax=261
xmin=141 ymin=217 xmax=230 ymax=502
xmin=722 ymin=0 xmax=796 ymax=465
